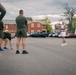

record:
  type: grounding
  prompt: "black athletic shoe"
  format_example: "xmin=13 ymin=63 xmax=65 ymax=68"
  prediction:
xmin=4 ymin=47 xmax=9 ymax=50
xmin=0 ymin=48 xmax=4 ymax=51
xmin=16 ymin=50 xmax=20 ymax=54
xmin=22 ymin=50 xmax=28 ymax=54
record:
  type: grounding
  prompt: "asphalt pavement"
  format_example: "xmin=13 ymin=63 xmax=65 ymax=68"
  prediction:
xmin=0 ymin=37 xmax=76 ymax=75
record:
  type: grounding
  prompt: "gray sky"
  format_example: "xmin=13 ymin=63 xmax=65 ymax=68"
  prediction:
xmin=1 ymin=0 xmax=76 ymax=22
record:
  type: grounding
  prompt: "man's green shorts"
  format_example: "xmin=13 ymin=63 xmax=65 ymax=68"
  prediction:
xmin=0 ymin=30 xmax=4 ymax=39
xmin=17 ymin=28 xmax=27 ymax=38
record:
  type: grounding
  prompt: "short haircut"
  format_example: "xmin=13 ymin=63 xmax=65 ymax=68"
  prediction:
xmin=19 ymin=10 xmax=23 ymax=14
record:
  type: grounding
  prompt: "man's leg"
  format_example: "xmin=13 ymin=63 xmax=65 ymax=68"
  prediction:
xmin=61 ymin=37 xmax=67 ymax=46
xmin=16 ymin=38 xmax=21 ymax=50
xmin=3 ymin=39 xmax=9 ymax=50
xmin=0 ymin=38 xmax=3 ymax=51
xmin=22 ymin=37 xmax=28 ymax=54
xmin=22 ymin=37 xmax=26 ymax=50
xmin=3 ymin=39 xmax=7 ymax=47
xmin=0 ymin=38 xmax=2 ymax=47
xmin=16 ymin=38 xmax=21 ymax=54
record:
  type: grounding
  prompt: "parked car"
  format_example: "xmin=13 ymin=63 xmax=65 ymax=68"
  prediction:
xmin=58 ymin=33 xmax=76 ymax=38
xmin=65 ymin=33 xmax=76 ymax=38
xmin=30 ymin=32 xmax=48 ymax=37
xmin=27 ymin=32 xmax=30 ymax=37
xmin=49 ymin=32 xmax=59 ymax=37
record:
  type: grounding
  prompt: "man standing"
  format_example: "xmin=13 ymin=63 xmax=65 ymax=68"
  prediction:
xmin=0 ymin=3 xmax=6 ymax=52
xmin=15 ymin=10 xmax=28 ymax=54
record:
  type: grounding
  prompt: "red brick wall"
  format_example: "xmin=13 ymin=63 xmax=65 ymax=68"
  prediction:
xmin=4 ymin=24 xmax=16 ymax=33
xmin=28 ymin=22 xmax=46 ymax=33
xmin=4 ymin=22 xmax=46 ymax=33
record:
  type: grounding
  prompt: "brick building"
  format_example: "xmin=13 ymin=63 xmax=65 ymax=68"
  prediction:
xmin=3 ymin=20 xmax=46 ymax=33
xmin=3 ymin=20 xmax=16 ymax=33
xmin=28 ymin=21 xmax=46 ymax=33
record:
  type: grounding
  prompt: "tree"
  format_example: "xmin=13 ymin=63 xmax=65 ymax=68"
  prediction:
xmin=26 ymin=17 xmax=33 ymax=21
xmin=62 ymin=3 xmax=76 ymax=33
xmin=41 ymin=17 xmax=52 ymax=33
xmin=72 ymin=18 xmax=76 ymax=33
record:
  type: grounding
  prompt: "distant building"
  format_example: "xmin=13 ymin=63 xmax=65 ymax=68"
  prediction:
xmin=3 ymin=20 xmax=16 ymax=33
xmin=3 ymin=20 xmax=46 ymax=33
xmin=28 ymin=21 xmax=46 ymax=33
xmin=55 ymin=23 xmax=61 ymax=33
xmin=54 ymin=21 xmax=68 ymax=33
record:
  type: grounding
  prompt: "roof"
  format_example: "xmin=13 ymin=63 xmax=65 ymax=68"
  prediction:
xmin=28 ymin=21 xmax=46 ymax=25
xmin=2 ymin=20 xmax=46 ymax=25
xmin=3 ymin=20 xmax=16 ymax=24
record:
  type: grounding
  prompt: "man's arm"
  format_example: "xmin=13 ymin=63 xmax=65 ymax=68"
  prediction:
xmin=0 ymin=3 xmax=6 ymax=20
xmin=25 ymin=17 xmax=28 ymax=31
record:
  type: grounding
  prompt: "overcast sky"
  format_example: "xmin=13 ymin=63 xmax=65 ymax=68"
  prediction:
xmin=1 ymin=0 xmax=76 ymax=22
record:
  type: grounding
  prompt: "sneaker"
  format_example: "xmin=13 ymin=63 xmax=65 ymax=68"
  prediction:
xmin=22 ymin=50 xmax=28 ymax=54
xmin=64 ymin=43 xmax=67 ymax=45
xmin=16 ymin=50 xmax=20 ymax=54
xmin=4 ymin=47 xmax=9 ymax=50
xmin=0 ymin=48 xmax=4 ymax=51
xmin=61 ymin=44 xmax=65 ymax=46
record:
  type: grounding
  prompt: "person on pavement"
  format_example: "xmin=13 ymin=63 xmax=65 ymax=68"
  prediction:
xmin=15 ymin=9 xmax=28 ymax=54
xmin=60 ymin=21 xmax=67 ymax=46
xmin=0 ymin=3 xmax=6 ymax=53
xmin=3 ymin=30 xmax=15 ymax=50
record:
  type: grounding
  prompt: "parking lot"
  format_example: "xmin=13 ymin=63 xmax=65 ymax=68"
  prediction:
xmin=0 ymin=37 xmax=76 ymax=75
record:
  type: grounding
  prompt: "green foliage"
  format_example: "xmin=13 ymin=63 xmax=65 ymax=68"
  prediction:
xmin=41 ymin=17 xmax=52 ymax=33
xmin=26 ymin=17 xmax=33 ymax=21
xmin=67 ymin=18 xmax=76 ymax=33
xmin=72 ymin=18 xmax=76 ymax=33
xmin=62 ymin=3 xmax=76 ymax=33
xmin=46 ymin=21 xmax=52 ymax=33
xmin=72 ymin=18 xmax=76 ymax=28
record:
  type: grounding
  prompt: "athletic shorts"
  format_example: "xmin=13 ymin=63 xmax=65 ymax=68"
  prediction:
xmin=0 ymin=30 xmax=4 ymax=39
xmin=61 ymin=31 xmax=66 ymax=37
xmin=17 ymin=28 xmax=27 ymax=38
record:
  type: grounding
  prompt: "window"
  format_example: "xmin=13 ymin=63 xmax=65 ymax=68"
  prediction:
xmin=6 ymin=25 xmax=8 ymax=29
xmin=31 ymin=23 xmax=34 ymax=27
xmin=37 ymin=23 xmax=40 ymax=27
